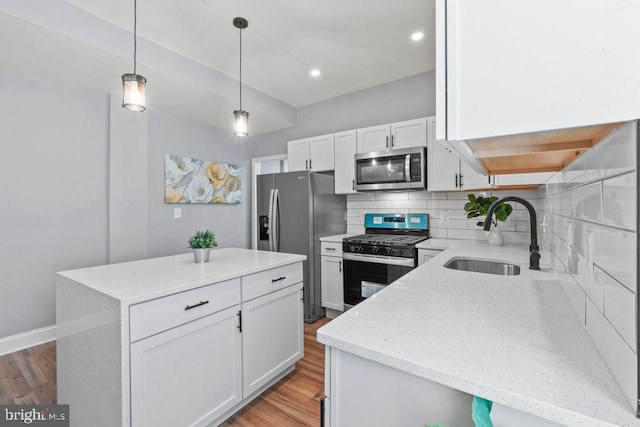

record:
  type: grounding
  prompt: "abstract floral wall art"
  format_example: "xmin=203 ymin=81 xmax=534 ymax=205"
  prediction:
xmin=165 ymin=155 xmax=242 ymax=204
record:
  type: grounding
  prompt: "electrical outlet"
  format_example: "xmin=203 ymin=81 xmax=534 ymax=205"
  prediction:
xmin=174 ymin=208 xmax=182 ymax=219
xmin=440 ymin=211 xmax=450 ymax=223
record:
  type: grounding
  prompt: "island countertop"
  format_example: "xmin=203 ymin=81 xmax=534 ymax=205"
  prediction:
xmin=317 ymin=240 xmax=640 ymax=427
xmin=57 ymin=247 xmax=306 ymax=305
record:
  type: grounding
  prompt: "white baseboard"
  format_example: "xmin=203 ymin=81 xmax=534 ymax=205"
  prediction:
xmin=0 ymin=325 xmax=56 ymax=356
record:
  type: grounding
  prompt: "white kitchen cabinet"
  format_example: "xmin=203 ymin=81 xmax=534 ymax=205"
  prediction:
xmin=357 ymin=124 xmax=390 ymax=153
xmin=418 ymin=249 xmax=443 ymax=266
xmin=309 ymin=134 xmax=335 ymax=171
xmin=390 ymin=118 xmax=427 ymax=150
xmin=288 ymin=135 xmax=335 ymax=172
xmin=334 ymin=130 xmax=358 ymax=194
xmin=131 ymin=305 xmax=243 ymax=427
xmin=436 ymin=0 xmax=640 ymax=142
xmin=242 ymin=283 xmax=304 ymax=397
xmin=321 ymin=255 xmax=343 ymax=312
xmin=357 ymin=119 xmax=427 ymax=153
xmin=287 ymin=138 xmax=310 ymax=172
xmin=427 ymin=116 xmax=490 ymax=192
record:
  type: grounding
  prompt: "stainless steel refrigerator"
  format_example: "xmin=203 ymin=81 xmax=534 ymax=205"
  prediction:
xmin=257 ymin=171 xmax=346 ymax=323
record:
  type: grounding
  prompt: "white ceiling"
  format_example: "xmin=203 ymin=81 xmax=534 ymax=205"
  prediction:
xmin=64 ymin=0 xmax=435 ymax=107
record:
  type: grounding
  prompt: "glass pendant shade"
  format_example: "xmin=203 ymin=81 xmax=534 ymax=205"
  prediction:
xmin=122 ymin=73 xmax=147 ymax=112
xmin=233 ymin=110 xmax=249 ymax=137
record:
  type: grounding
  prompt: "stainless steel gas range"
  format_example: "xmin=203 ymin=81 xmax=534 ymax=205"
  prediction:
xmin=342 ymin=213 xmax=429 ymax=307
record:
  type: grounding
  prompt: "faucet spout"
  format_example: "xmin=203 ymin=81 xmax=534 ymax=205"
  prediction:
xmin=483 ymin=196 xmax=540 ymax=270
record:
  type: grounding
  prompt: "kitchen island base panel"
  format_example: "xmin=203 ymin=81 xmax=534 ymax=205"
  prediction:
xmin=324 ymin=347 xmax=473 ymax=427
xmin=324 ymin=308 xmax=343 ymax=319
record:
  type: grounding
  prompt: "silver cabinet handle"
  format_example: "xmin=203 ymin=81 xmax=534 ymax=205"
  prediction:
xmin=455 ymin=174 xmax=458 ymax=188
xmin=391 ymin=135 xmax=395 ymax=147
xmin=271 ymin=276 xmax=286 ymax=283
xmin=459 ymin=174 xmax=463 ymax=188
xmin=352 ymin=179 xmax=355 ymax=190
xmin=385 ymin=135 xmax=389 ymax=148
xmin=309 ymin=159 xmax=312 ymax=169
xmin=325 ymin=247 xmax=336 ymax=251
xmin=305 ymin=159 xmax=308 ymax=170
xmin=339 ymin=260 xmax=342 ymax=272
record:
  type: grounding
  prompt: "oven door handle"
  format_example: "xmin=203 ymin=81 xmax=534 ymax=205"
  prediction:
xmin=343 ymin=253 xmax=415 ymax=267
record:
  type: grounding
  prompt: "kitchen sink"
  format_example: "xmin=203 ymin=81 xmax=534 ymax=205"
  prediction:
xmin=443 ymin=257 xmax=521 ymax=276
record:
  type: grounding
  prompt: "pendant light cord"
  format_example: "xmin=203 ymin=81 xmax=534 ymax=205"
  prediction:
xmin=133 ymin=0 xmax=138 ymax=74
xmin=239 ymin=26 xmax=242 ymax=110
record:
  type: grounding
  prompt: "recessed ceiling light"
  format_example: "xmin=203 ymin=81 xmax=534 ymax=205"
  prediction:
xmin=310 ymin=69 xmax=321 ymax=77
xmin=411 ymin=32 xmax=424 ymax=41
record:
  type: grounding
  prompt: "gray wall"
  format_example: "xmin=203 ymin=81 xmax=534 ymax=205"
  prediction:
xmin=249 ymin=71 xmax=435 ymax=158
xmin=0 ymin=66 xmax=252 ymax=341
xmin=0 ymin=67 xmax=109 ymax=338
xmin=147 ymin=111 xmax=251 ymax=257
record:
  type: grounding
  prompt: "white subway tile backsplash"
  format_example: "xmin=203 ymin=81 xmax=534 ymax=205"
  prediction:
xmin=602 ymin=172 xmax=636 ymax=231
xmin=586 ymin=299 xmax=637 ymax=409
xmin=568 ymin=248 xmax=604 ymax=312
xmin=429 ymin=228 xmax=448 ymax=239
xmin=599 ymin=267 xmax=637 ymax=350
xmin=375 ymin=191 xmax=409 ymax=201
xmin=596 ymin=121 xmax=637 ymax=179
xmin=558 ymin=273 xmax=586 ymax=325
xmin=515 ymin=221 xmax=531 ymax=233
xmin=588 ymin=223 xmax=636 ymax=292
xmin=573 ymin=182 xmax=602 ymax=222
xmin=408 ymin=191 xmax=447 ymax=200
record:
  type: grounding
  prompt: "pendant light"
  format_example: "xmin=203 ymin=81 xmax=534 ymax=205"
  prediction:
xmin=233 ymin=17 xmax=249 ymax=136
xmin=122 ymin=0 xmax=147 ymax=112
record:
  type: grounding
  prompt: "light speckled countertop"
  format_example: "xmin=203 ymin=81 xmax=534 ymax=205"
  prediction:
xmin=58 ymin=248 xmax=306 ymax=305
xmin=317 ymin=240 xmax=640 ymax=427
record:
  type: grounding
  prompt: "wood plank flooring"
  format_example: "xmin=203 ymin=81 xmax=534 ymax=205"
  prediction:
xmin=0 ymin=317 xmax=331 ymax=426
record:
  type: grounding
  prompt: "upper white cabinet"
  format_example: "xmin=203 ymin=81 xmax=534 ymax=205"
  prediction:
xmin=334 ymin=130 xmax=358 ymax=194
xmin=357 ymin=118 xmax=427 ymax=153
xmin=288 ymin=134 xmax=335 ymax=172
xmin=436 ymin=0 xmax=640 ymax=142
xmin=287 ymin=138 xmax=310 ymax=172
xmin=427 ymin=116 xmax=490 ymax=192
xmin=357 ymin=124 xmax=391 ymax=153
xmin=390 ymin=118 xmax=428 ymax=150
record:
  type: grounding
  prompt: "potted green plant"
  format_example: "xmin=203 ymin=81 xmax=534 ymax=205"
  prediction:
xmin=464 ymin=194 xmax=513 ymax=246
xmin=188 ymin=230 xmax=217 ymax=263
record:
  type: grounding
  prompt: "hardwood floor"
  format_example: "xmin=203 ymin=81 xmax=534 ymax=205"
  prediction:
xmin=0 ymin=317 xmax=331 ymax=426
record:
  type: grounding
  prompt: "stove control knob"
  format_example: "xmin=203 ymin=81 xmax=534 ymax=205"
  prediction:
xmin=389 ymin=249 xmax=399 ymax=257
xmin=372 ymin=247 xmax=380 ymax=254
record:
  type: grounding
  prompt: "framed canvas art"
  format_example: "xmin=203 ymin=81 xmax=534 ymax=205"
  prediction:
xmin=165 ymin=155 xmax=242 ymax=204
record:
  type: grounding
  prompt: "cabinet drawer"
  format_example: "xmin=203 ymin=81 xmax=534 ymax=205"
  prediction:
xmin=130 ymin=278 xmax=241 ymax=342
xmin=321 ymin=241 xmax=343 ymax=257
xmin=242 ymin=262 xmax=303 ymax=302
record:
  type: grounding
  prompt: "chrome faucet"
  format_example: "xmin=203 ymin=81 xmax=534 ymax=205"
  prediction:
xmin=483 ymin=196 xmax=540 ymax=270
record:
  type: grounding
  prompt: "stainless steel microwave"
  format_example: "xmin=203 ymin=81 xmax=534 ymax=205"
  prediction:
xmin=354 ymin=147 xmax=426 ymax=191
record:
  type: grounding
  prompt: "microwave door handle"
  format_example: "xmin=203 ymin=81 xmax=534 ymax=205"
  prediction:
xmin=405 ymin=155 xmax=411 ymax=182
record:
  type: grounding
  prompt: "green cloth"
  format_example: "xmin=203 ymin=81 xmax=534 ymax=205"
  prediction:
xmin=472 ymin=396 xmax=494 ymax=427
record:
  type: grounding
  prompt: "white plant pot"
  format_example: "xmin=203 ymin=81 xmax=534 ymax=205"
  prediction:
xmin=488 ymin=228 xmax=505 ymax=246
xmin=193 ymin=248 xmax=211 ymax=263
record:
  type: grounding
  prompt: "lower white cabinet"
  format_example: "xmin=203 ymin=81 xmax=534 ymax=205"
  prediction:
xmin=418 ymin=249 xmax=443 ymax=266
xmin=321 ymin=255 xmax=344 ymax=311
xmin=131 ymin=306 xmax=243 ymax=427
xmin=242 ymin=284 xmax=304 ymax=397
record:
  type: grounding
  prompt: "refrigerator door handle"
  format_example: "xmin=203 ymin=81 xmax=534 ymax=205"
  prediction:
xmin=273 ymin=189 xmax=280 ymax=252
xmin=268 ymin=189 xmax=275 ymax=251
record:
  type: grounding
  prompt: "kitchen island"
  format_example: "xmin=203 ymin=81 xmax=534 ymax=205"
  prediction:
xmin=317 ymin=241 xmax=640 ymax=427
xmin=56 ymin=248 xmax=306 ymax=427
